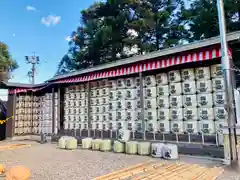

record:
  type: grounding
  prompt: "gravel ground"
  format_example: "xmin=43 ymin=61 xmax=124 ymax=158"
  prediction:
xmin=0 ymin=140 xmax=240 ymax=180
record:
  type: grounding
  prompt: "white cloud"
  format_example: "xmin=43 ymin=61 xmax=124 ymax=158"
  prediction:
xmin=12 ymin=33 xmax=16 ymax=37
xmin=41 ymin=15 xmax=61 ymax=26
xmin=26 ymin=5 xmax=37 ymax=12
xmin=65 ymin=36 xmax=72 ymax=42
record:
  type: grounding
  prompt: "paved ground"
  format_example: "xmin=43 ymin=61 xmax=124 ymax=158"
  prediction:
xmin=0 ymin=140 xmax=239 ymax=180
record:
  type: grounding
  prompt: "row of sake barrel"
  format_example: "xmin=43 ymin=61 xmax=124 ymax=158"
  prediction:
xmin=81 ymin=138 xmax=152 ymax=155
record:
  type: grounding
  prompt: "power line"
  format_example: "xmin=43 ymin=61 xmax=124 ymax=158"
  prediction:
xmin=25 ymin=52 xmax=40 ymax=84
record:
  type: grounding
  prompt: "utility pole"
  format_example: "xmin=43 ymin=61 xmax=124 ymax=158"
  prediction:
xmin=25 ymin=53 xmax=39 ymax=84
xmin=216 ymin=0 xmax=237 ymax=164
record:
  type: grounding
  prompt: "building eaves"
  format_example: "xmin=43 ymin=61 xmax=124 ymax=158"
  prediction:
xmin=49 ymin=31 xmax=240 ymax=81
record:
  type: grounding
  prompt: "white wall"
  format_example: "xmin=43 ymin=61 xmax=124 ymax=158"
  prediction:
xmin=0 ymin=89 xmax=8 ymax=101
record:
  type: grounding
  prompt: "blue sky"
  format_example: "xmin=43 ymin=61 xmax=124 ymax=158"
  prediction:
xmin=0 ymin=0 xmax=95 ymax=84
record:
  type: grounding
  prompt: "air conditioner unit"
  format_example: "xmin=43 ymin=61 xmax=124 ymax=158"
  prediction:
xmin=156 ymin=73 xmax=168 ymax=85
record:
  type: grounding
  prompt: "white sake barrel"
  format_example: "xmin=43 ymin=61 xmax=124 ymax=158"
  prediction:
xmin=58 ymin=136 xmax=71 ymax=149
xmin=137 ymin=142 xmax=151 ymax=155
xmin=66 ymin=137 xmax=78 ymax=150
xmin=92 ymin=139 xmax=103 ymax=151
xmin=113 ymin=140 xmax=125 ymax=153
xmin=100 ymin=139 xmax=112 ymax=152
xmin=125 ymin=141 xmax=138 ymax=154
xmin=82 ymin=138 xmax=93 ymax=149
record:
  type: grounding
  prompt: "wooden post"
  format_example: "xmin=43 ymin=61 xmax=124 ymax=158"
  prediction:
xmin=52 ymin=87 xmax=55 ymax=134
xmin=6 ymin=90 xmax=16 ymax=138
xmin=87 ymin=81 xmax=91 ymax=137
xmin=139 ymin=72 xmax=146 ymax=140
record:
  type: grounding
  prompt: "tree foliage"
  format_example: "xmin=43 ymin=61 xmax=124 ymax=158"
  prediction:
xmin=0 ymin=42 xmax=18 ymax=72
xmin=183 ymin=0 xmax=240 ymax=42
xmin=56 ymin=0 xmax=240 ymax=75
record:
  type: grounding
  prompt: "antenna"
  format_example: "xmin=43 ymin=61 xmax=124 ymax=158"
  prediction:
xmin=25 ymin=52 xmax=40 ymax=84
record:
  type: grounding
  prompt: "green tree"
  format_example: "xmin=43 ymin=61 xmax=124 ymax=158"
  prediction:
xmin=0 ymin=42 xmax=18 ymax=80
xmin=182 ymin=0 xmax=240 ymax=41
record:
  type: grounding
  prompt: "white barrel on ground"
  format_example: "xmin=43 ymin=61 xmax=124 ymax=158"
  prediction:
xmin=113 ymin=140 xmax=125 ymax=153
xmin=125 ymin=141 xmax=138 ymax=154
xmin=137 ymin=142 xmax=151 ymax=155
